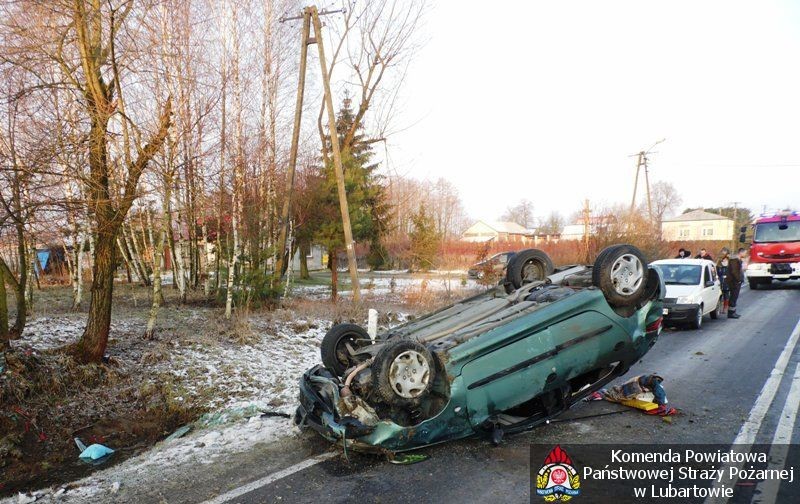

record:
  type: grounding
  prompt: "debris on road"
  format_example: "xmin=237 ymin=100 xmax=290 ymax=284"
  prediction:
xmin=387 ymin=453 xmax=429 ymax=465
xmin=588 ymin=374 xmax=678 ymax=416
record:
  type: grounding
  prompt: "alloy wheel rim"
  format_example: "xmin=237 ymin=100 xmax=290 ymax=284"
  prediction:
xmin=609 ymin=254 xmax=644 ymax=295
xmin=521 ymin=260 xmax=544 ymax=283
xmin=388 ymin=350 xmax=430 ymax=398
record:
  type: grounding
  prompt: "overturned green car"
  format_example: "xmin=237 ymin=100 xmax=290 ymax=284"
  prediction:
xmin=295 ymin=244 xmax=665 ymax=452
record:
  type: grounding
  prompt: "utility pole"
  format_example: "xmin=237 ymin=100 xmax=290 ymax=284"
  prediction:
xmin=582 ymin=199 xmax=591 ymax=262
xmin=311 ymin=8 xmax=361 ymax=302
xmin=629 ymin=152 xmax=644 ymax=214
xmin=629 ymin=139 xmax=664 ymax=220
xmin=272 ymin=12 xmax=310 ymax=288
xmin=643 ymin=155 xmax=653 ymax=221
xmin=275 ymin=6 xmax=362 ymax=302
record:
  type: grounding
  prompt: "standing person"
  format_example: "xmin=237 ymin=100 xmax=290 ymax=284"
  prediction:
xmin=727 ymin=248 xmax=747 ymax=319
xmin=716 ymin=248 xmax=731 ymax=314
xmin=675 ymin=248 xmax=686 ymax=259
xmin=695 ymin=248 xmax=713 ymax=261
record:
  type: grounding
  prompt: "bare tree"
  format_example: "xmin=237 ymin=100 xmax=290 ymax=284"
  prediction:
xmin=538 ymin=211 xmax=565 ymax=235
xmin=648 ymin=180 xmax=683 ymax=223
xmin=0 ymin=1 xmax=173 ymax=361
xmin=501 ymin=199 xmax=535 ymax=228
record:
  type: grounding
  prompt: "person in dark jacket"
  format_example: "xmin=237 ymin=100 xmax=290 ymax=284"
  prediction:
xmin=675 ymin=248 xmax=686 ymax=259
xmin=726 ymin=248 xmax=747 ymax=319
xmin=695 ymin=248 xmax=713 ymax=260
xmin=716 ymin=248 xmax=731 ymax=314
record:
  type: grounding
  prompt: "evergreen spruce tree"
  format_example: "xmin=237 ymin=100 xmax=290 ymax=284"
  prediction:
xmin=306 ymin=97 xmax=391 ymax=294
xmin=409 ymin=205 xmax=439 ymax=271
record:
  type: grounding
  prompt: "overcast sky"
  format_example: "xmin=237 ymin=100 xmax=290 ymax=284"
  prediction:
xmin=384 ymin=0 xmax=800 ymax=224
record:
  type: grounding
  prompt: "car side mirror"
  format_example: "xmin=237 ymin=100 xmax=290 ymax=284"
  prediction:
xmin=705 ymin=280 xmax=714 ymax=287
xmin=739 ymin=233 xmax=746 ymax=243
xmin=739 ymin=226 xmax=747 ymax=233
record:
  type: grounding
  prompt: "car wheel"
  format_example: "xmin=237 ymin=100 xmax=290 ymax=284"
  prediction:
xmin=373 ymin=339 xmax=435 ymax=407
xmin=320 ymin=323 xmax=371 ymax=377
xmin=748 ymin=278 xmax=758 ymax=290
xmin=592 ymin=244 xmax=616 ymax=271
xmin=710 ymin=297 xmax=720 ymax=319
xmin=690 ymin=305 xmax=703 ymax=329
xmin=592 ymin=244 xmax=648 ymax=308
xmin=505 ymin=249 xmax=554 ymax=291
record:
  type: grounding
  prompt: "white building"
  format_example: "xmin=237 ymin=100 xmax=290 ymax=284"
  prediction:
xmin=461 ymin=220 xmax=531 ymax=243
xmin=661 ymin=210 xmax=734 ymax=241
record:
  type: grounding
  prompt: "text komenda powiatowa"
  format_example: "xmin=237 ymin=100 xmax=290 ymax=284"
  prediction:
xmin=582 ymin=449 xmax=795 ymax=499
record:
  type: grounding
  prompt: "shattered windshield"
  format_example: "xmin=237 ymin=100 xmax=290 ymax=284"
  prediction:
xmin=754 ymin=221 xmax=800 ymax=243
xmin=653 ymin=264 xmax=701 ymax=286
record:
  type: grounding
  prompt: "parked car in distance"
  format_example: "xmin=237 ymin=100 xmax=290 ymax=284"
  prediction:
xmin=651 ymin=259 xmax=722 ymax=329
xmin=467 ymin=251 xmax=515 ymax=279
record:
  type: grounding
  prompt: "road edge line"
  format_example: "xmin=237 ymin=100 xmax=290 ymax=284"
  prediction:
xmin=753 ymin=362 xmax=800 ymax=503
xmin=705 ymin=316 xmax=800 ymax=504
xmin=732 ymin=316 xmax=800 ymax=446
xmin=199 ymin=451 xmax=338 ymax=504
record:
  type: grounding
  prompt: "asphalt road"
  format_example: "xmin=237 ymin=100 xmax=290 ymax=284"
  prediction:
xmin=116 ymin=283 xmax=800 ymax=504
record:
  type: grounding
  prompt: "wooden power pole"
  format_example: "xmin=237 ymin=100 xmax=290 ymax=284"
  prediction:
xmin=582 ymin=198 xmax=591 ymax=262
xmin=272 ymin=12 xmax=310 ymax=289
xmin=275 ymin=6 xmax=361 ymax=302
xmin=629 ymin=139 xmax=664 ymax=220
xmin=629 ymin=151 xmax=645 ymax=215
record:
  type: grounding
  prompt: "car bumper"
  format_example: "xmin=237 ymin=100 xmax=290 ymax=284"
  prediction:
xmin=295 ymin=365 xmax=473 ymax=453
xmin=661 ymin=303 xmax=699 ymax=323
xmin=747 ymin=262 xmax=800 ymax=280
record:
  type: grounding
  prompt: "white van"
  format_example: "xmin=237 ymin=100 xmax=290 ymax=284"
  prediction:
xmin=650 ymin=259 xmax=722 ymax=329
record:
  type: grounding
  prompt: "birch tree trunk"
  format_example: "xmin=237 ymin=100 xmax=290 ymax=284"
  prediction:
xmin=173 ymin=208 xmax=188 ymax=302
xmin=145 ymin=184 xmax=172 ymax=338
xmin=0 ymin=268 xmax=8 ymax=343
xmin=224 ymin=2 xmax=244 ymax=319
xmin=146 ymin=207 xmax=163 ymax=304
xmin=123 ymin=223 xmax=149 ymax=286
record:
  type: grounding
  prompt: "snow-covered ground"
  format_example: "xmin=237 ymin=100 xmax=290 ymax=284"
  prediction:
xmin=5 ymin=271 xmax=469 ymax=502
xmin=5 ymin=307 xmax=413 ymax=503
xmin=4 ymin=413 xmax=299 ymax=503
xmin=15 ymin=316 xmax=141 ymax=351
xmin=6 ymin=313 xmax=331 ymax=502
xmin=291 ymin=275 xmax=480 ymax=299
xmin=168 ymin=318 xmax=328 ymax=412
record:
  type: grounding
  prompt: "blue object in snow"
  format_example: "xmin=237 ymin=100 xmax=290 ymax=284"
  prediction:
xmin=75 ymin=438 xmax=115 ymax=461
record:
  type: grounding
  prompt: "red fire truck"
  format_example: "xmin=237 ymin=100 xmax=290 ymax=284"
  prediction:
xmin=743 ymin=210 xmax=800 ymax=289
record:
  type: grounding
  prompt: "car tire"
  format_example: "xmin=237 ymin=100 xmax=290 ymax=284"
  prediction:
xmin=592 ymin=244 xmax=648 ymax=308
xmin=710 ymin=297 xmax=720 ymax=319
xmin=592 ymin=244 xmax=616 ymax=272
xmin=373 ymin=339 xmax=435 ymax=407
xmin=690 ymin=305 xmax=703 ymax=330
xmin=640 ymin=268 xmax=662 ymax=303
xmin=748 ymin=278 xmax=758 ymax=290
xmin=505 ymin=249 xmax=554 ymax=291
xmin=321 ymin=323 xmax=371 ymax=377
